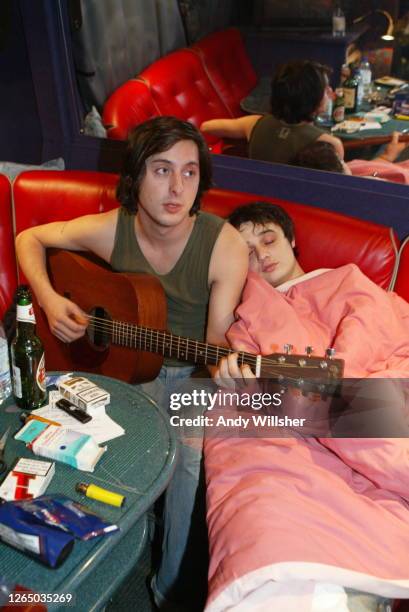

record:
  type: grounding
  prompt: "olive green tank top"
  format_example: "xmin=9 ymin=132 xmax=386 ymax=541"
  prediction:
xmin=110 ymin=208 xmax=224 ymax=366
xmin=249 ymin=114 xmax=324 ymax=164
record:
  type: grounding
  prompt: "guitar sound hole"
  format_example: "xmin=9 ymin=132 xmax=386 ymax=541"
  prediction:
xmin=87 ymin=306 xmax=111 ymax=349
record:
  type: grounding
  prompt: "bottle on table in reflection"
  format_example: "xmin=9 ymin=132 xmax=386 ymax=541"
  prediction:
xmin=359 ymin=57 xmax=372 ymax=97
xmin=332 ymin=5 xmax=346 ymax=37
xmin=343 ymin=72 xmax=358 ymax=113
xmin=333 ymin=88 xmax=345 ymax=123
xmin=11 ymin=285 xmax=46 ymax=409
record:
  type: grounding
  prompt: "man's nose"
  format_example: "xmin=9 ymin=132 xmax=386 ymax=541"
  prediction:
xmin=170 ymin=172 xmax=183 ymax=194
xmin=256 ymin=246 xmax=269 ymax=261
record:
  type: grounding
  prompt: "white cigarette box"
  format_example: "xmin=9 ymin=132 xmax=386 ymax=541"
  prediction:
xmin=58 ymin=376 xmax=110 ymax=411
xmin=0 ymin=458 xmax=55 ymax=501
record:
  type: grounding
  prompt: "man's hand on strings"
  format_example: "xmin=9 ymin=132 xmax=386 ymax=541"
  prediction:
xmin=43 ymin=293 xmax=88 ymax=343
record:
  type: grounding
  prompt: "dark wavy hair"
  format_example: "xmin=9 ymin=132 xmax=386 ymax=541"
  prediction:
xmin=292 ymin=141 xmax=344 ymax=173
xmin=116 ymin=116 xmax=212 ymax=214
xmin=271 ymin=60 xmax=331 ymax=123
xmin=228 ymin=201 xmax=295 ymax=244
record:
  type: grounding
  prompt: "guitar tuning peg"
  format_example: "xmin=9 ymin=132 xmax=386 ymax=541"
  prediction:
xmin=305 ymin=346 xmax=314 ymax=357
xmin=326 ymin=348 xmax=336 ymax=360
xmin=283 ymin=343 xmax=293 ymax=355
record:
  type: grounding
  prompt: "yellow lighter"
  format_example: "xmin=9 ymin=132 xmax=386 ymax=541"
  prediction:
xmin=76 ymin=482 xmax=125 ymax=508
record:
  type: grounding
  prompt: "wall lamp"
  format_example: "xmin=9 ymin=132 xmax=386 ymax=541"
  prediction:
xmin=353 ymin=9 xmax=395 ymax=42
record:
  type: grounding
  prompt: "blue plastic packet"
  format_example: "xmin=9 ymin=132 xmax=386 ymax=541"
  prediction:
xmin=7 ymin=495 xmax=119 ymax=541
xmin=0 ymin=501 xmax=74 ymax=568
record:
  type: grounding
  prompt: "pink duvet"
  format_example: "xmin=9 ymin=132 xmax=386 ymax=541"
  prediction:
xmin=205 ymin=265 xmax=409 ymax=610
xmin=348 ymin=158 xmax=409 ymax=184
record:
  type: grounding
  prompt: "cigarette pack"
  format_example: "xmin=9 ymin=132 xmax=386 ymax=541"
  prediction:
xmin=15 ymin=421 xmax=106 ymax=472
xmin=0 ymin=458 xmax=55 ymax=501
xmin=58 ymin=376 xmax=110 ymax=411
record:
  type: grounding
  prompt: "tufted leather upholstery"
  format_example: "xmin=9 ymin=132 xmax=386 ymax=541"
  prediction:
xmin=191 ymin=28 xmax=258 ymax=117
xmin=394 ymin=237 xmax=409 ymax=302
xmin=101 ymin=30 xmax=259 ymax=148
xmin=0 ymin=174 xmax=17 ymax=319
xmin=103 ymin=79 xmax=160 ymax=140
xmin=12 ymin=171 xmax=402 ymax=298
xmin=139 ymin=49 xmax=232 ymax=147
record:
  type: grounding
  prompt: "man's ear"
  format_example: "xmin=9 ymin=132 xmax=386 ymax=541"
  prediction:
xmin=291 ymin=239 xmax=296 ymax=248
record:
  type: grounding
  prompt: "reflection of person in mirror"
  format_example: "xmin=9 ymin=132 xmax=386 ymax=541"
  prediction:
xmin=200 ymin=60 xmax=344 ymax=163
xmin=292 ymin=133 xmax=409 ymax=184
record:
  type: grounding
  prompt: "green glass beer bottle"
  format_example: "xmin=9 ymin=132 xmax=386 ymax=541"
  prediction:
xmin=11 ymin=286 xmax=46 ymax=409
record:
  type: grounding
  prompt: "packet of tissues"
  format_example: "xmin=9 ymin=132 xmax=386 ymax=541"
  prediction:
xmin=15 ymin=420 xmax=106 ymax=472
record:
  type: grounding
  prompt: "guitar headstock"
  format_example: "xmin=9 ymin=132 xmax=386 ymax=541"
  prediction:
xmin=259 ymin=346 xmax=344 ymax=397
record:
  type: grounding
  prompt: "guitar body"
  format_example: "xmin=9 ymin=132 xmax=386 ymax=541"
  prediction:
xmin=33 ymin=250 xmax=167 ymax=383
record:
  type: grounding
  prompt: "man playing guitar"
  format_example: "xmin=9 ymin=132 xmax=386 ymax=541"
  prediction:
xmin=16 ymin=116 xmax=248 ymax=611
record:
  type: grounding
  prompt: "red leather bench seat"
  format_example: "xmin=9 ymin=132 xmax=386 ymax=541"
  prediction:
xmin=102 ymin=28 xmax=258 ymax=146
xmin=139 ymin=49 xmax=232 ymax=148
xmin=191 ymin=28 xmax=258 ymax=117
xmin=13 ymin=171 xmax=400 ymax=297
xmin=0 ymin=174 xmax=17 ymax=318
xmin=103 ymin=79 xmax=160 ymax=140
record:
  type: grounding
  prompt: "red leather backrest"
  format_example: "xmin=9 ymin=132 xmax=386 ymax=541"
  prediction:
xmin=0 ymin=174 xmax=17 ymax=318
xmin=140 ymin=49 xmax=233 ymax=136
xmin=202 ymin=189 xmax=398 ymax=290
xmin=13 ymin=171 xmax=398 ymax=293
xmin=13 ymin=171 xmax=119 ymax=235
xmin=102 ymin=79 xmax=160 ymax=140
xmin=394 ymin=237 xmax=409 ymax=302
xmin=192 ymin=28 xmax=258 ymax=117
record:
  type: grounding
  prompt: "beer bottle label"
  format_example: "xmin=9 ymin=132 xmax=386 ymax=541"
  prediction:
xmin=13 ymin=365 xmax=22 ymax=398
xmin=343 ymin=87 xmax=356 ymax=110
xmin=17 ymin=304 xmax=36 ymax=324
xmin=36 ymin=353 xmax=46 ymax=392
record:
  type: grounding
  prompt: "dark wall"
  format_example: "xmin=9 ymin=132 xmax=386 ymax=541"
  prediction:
xmin=0 ymin=1 xmax=42 ymax=163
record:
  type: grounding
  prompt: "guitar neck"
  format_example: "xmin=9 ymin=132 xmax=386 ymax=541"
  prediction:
xmin=111 ymin=321 xmax=256 ymax=368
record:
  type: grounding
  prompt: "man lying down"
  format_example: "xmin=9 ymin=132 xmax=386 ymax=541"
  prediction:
xmin=205 ymin=202 xmax=409 ymax=612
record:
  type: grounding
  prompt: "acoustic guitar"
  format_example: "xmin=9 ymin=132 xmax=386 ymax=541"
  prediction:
xmin=33 ymin=250 xmax=344 ymax=392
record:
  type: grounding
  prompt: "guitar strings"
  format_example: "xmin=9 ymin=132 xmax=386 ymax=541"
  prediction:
xmin=83 ymin=314 xmax=333 ymax=382
xmin=85 ymin=315 xmax=326 ymax=373
xmin=86 ymin=314 xmax=275 ymax=368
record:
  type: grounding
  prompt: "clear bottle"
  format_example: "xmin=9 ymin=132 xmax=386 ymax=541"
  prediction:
xmin=11 ymin=286 xmax=46 ymax=410
xmin=359 ymin=57 xmax=372 ymax=96
xmin=355 ymin=69 xmax=364 ymax=109
xmin=0 ymin=323 xmax=12 ymax=405
xmin=332 ymin=5 xmax=346 ymax=37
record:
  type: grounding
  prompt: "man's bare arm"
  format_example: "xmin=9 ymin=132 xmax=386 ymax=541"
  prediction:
xmin=200 ymin=116 xmax=261 ymax=141
xmin=15 ymin=210 xmax=118 ymax=342
xmin=206 ymin=223 xmax=249 ymax=379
